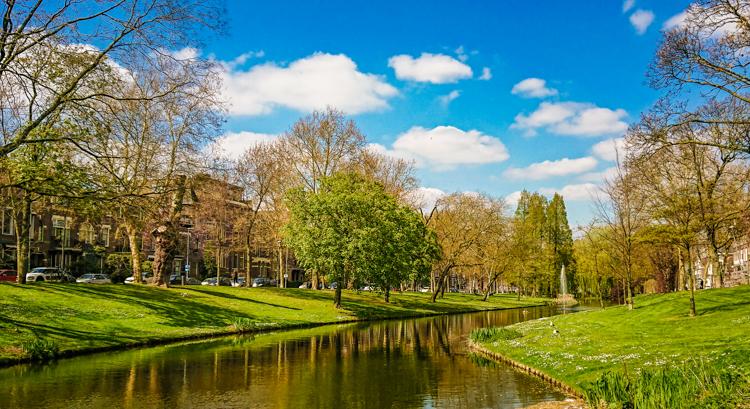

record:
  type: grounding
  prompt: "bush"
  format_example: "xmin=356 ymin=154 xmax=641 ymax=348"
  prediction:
xmin=581 ymin=359 xmax=750 ymax=409
xmin=21 ymin=339 xmax=61 ymax=361
xmin=469 ymin=326 xmax=523 ymax=343
xmin=230 ymin=317 xmax=256 ymax=332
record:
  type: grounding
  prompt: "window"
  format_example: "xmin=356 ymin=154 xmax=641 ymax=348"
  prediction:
xmin=52 ymin=216 xmax=71 ymax=247
xmin=101 ymin=226 xmax=110 ymax=247
xmin=79 ymin=223 xmax=96 ymax=244
xmin=1 ymin=209 xmax=13 ymax=235
xmin=37 ymin=223 xmax=44 ymax=242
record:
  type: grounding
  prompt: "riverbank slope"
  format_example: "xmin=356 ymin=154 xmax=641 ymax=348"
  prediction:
xmin=0 ymin=283 xmax=546 ymax=365
xmin=476 ymin=285 xmax=750 ymax=392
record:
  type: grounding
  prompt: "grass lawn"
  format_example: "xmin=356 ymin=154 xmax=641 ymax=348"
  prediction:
xmin=0 ymin=282 xmax=546 ymax=364
xmin=478 ymin=285 xmax=750 ymax=392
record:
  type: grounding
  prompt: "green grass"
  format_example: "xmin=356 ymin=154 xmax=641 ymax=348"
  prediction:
xmin=478 ymin=285 xmax=750 ymax=406
xmin=0 ymin=283 xmax=546 ymax=364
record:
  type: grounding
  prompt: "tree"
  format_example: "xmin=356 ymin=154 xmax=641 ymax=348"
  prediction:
xmin=0 ymin=0 xmax=226 ymax=160
xmin=634 ymin=146 xmax=703 ymax=316
xmin=284 ymin=173 xmax=435 ymax=308
xmin=427 ymin=192 xmax=502 ymax=302
xmin=279 ymin=107 xmax=367 ymax=290
xmin=231 ymin=141 xmax=285 ymax=283
xmin=593 ymin=160 xmax=650 ymax=311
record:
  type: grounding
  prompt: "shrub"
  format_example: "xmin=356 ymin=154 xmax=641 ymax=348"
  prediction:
xmin=469 ymin=326 xmax=523 ymax=343
xmin=21 ymin=339 xmax=61 ymax=361
xmin=581 ymin=358 xmax=749 ymax=409
xmin=230 ymin=317 xmax=256 ymax=332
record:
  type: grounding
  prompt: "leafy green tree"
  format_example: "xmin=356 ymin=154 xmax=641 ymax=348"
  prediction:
xmin=284 ymin=173 xmax=437 ymax=308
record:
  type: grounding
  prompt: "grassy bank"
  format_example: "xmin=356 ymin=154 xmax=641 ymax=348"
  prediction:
xmin=0 ymin=282 xmax=546 ymax=365
xmin=476 ymin=285 xmax=750 ymax=407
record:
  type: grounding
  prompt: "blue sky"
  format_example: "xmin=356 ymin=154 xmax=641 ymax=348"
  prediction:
xmin=198 ymin=0 xmax=693 ymax=226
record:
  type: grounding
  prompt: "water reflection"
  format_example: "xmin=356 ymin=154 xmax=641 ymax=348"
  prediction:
xmin=0 ymin=305 xmax=595 ymax=409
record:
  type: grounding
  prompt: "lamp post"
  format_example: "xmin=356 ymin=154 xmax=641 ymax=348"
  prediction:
xmin=277 ymin=240 xmax=284 ymax=288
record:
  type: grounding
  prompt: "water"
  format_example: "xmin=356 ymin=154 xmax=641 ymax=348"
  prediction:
xmin=0 ymin=304 xmax=597 ymax=409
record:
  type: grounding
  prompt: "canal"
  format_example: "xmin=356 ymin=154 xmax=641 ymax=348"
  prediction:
xmin=0 ymin=304 xmax=597 ymax=408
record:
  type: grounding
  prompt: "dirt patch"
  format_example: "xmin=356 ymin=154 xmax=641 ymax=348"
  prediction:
xmin=523 ymin=399 xmax=590 ymax=409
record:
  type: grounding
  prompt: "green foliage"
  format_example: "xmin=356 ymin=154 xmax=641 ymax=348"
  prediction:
xmin=230 ymin=317 xmax=257 ymax=332
xmin=469 ymin=326 xmax=523 ymax=343
xmin=582 ymin=359 xmax=749 ymax=409
xmin=21 ymin=339 xmax=61 ymax=361
xmin=284 ymin=173 xmax=439 ymax=304
xmin=68 ymin=253 xmax=101 ymax=277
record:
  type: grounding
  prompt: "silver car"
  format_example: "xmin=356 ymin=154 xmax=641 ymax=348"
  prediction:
xmin=76 ymin=274 xmax=112 ymax=284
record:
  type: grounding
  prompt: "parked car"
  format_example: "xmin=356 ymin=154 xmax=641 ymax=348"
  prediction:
xmin=0 ymin=270 xmax=17 ymax=282
xmin=169 ymin=275 xmax=186 ymax=285
xmin=419 ymin=287 xmax=431 ymax=293
xmin=231 ymin=277 xmax=247 ymax=287
xmin=252 ymin=277 xmax=273 ymax=287
xmin=26 ymin=267 xmax=76 ymax=283
xmin=185 ymin=277 xmax=202 ymax=285
xmin=328 ymin=282 xmax=338 ymax=289
xmin=201 ymin=277 xmax=232 ymax=286
xmin=76 ymin=274 xmax=112 ymax=284
xmin=124 ymin=272 xmax=154 ymax=284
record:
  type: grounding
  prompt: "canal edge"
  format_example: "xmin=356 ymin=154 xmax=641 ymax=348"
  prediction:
xmin=0 ymin=301 xmax=548 ymax=369
xmin=467 ymin=340 xmax=584 ymax=400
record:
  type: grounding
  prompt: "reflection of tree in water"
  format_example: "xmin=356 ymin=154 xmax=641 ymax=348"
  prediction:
xmin=0 ymin=307 xmax=567 ymax=408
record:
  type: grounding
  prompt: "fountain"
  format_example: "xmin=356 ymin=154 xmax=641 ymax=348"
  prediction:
xmin=553 ymin=265 xmax=577 ymax=310
xmin=560 ymin=265 xmax=567 ymax=312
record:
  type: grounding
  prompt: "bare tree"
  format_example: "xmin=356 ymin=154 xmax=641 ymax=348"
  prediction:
xmin=0 ymin=0 xmax=226 ymax=160
xmin=592 ymin=158 xmax=650 ymax=311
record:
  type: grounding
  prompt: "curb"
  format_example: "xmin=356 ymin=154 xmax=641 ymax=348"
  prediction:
xmin=468 ymin=341 xmax=584 ymax=399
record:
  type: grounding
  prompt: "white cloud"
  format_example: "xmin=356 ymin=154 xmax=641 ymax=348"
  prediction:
xmin=370 ymin=126 xmax=509 ymax=171
xmin=478 ymin=67 xmax=492 ymax=81
xmin=210 ymin=131 xmax=278 ymax=159
xmin=539 ymin=183 xmax=599 ymax=201
xmin=662 ymin=10 xmax=736 ymax=37
xmin=591 ymin=138 xmax=626 ymax=161
xmin=172 ymin=47 xmax=201 ymax=60
xmin=388 ymin=53 xmax=473 ymax=84
xmin=512 ymin=101 xmax=628 ymax=137
xmin=663 ymin=11 xmax=687 ymax=29
xmin=408 ymin=187 xmax=447 ymax=212
xmin=578 ymin=166 xmax=619 ymax=183
xmin=630 ymin=9 xmax=655 ymax=35
xmin=511 ymin=78 xmax=558 ymax=98
xmin=623 ymin=0 xmax=635 ymax=13
xmin=505 ymin=191 xmax=523 ymax=207
xmin=503 ymin=157 xmax=598 ymax=180
xmin=221 ymin=52 xmax=398 ymax=116
xmin=454 ymin=46 xmax=468 ymax=62
xmin=439 ymin=90 xmax=461 ymax=106
xmin=227 ymin=50 xmax=264 ymax=68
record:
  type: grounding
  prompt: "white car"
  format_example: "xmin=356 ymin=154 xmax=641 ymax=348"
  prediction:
xmin=77 ymin=274 xmax=112 ymax=284
xmin=27 ymin=267 xmax=76 ymax=283
xmin=125 ymin=272 xmax=154 ymax=284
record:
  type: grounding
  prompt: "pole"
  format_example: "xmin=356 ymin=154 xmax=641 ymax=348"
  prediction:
xmin=277 ymin=240 xmax=283 ymax=288
xmin=28 ymin=208 xmax=32 ymax=272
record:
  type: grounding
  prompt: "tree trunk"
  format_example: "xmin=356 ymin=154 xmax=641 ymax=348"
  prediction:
xmin=151 ymin=175 xmax=188 ymax=287
xmin=626 ymin=269 xmax=634 ymax=310
xmin=215 ymin=245 xmax=222 ymax=282
xmin=384 ymin=287 xmax=390 ymax=303
xmin=334 ymin=284 xmax=342 ymax=309
xmin=598 ymin=277 xmax=605 ymax=309
xmin=245 ymin=231 xmax=254 ymax=284
xmin=517 ymin=285 xmax=521 ymax=301
xmin=312 ymin=270 xmax=320 ymax=291
xmin=686 ymin=246 xmax=696 ymax=317
xmin=482 ymin=275 xmax=498 ymax=302
xmin=126 ymin=225 xmax=142 ymax=284
xmin=14 ymin=197 xmax=31 ymax=284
